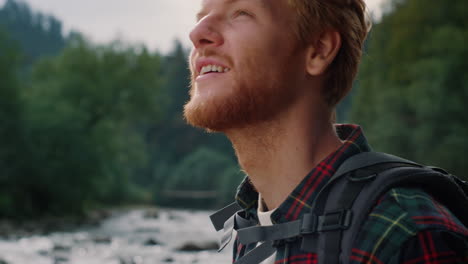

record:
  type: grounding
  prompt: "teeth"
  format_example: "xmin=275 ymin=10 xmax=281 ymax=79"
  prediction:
xmin=200 ymin=64 xmax=230 ymax=75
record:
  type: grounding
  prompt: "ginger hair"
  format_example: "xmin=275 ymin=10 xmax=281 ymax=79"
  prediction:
xmin=288 ymin=0 xmax=371 ymax=107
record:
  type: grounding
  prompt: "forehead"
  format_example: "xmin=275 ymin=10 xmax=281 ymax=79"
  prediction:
xmin=197 ymin=0 xmax=278 ymax=19
xmin=200 ymin=0 xmax=269 ymax=8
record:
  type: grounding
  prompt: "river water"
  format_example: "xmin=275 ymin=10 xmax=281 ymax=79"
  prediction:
xmin=0 ymin=209 xmax=232 ymax=264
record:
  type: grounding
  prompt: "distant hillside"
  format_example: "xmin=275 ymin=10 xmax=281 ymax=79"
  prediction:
xmin=0 ymin=0 xmax=66 ymax=65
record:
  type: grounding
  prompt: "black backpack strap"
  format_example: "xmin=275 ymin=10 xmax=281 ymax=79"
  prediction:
xmin=210 ymin=203 xmax=282 ymax=263
xmin=299 ymin=152 xmax=421 ymax=262
xmin=315 ymin=152 xmax=468 ymax=264
xmin=342 ymin=166 xmax=468 ymax=263
xmin=210 ymin=153 xmax=424 ymax=264
xmin=332 ymin=152 xmax=420 ymax=180
xmin=210 ymin=152 xmax=468 ymax=264
xmin=210 ymin=202 xmax=259 ymax=251
xmin=234 ymin=241 xmax=277 ymax=264
xmin=210 ymin=202 xmax=242 ymax=231
xmin=302 ymin=162 xmax=420 ymax=264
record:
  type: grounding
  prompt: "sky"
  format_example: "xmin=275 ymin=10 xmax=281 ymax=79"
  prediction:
xmin=1 ymin=0 xmax=387 ymax=54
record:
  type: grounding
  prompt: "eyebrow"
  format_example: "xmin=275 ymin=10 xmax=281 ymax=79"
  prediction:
xmin=196 ymin=0 xmax=267 ymax=22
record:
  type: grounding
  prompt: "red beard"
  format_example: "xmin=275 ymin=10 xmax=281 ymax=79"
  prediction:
xmin=184 ymin=71 xmax=299 ymax=132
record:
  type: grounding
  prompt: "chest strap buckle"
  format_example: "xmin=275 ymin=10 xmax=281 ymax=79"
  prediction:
xmin=317 ymin=209 xmax=353 ymax=232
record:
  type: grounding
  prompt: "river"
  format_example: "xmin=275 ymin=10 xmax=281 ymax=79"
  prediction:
xmin=0 ymin=209 xmax=232 ymax=264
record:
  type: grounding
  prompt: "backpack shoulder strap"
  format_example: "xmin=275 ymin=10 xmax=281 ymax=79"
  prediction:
xmin=312 ymin=151 xmax=468 ymax=264
xmin=210 ymin=152 xmax=468 ymax=264
xmin=332 ymin=151 xmax=420 ymax=180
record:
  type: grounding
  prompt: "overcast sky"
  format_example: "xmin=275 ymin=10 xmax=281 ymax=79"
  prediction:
xmin=1 ymin=0 xmax=387 ymax=53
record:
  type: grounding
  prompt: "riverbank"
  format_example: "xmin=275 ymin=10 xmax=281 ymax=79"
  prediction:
xmin=0 ymin=208 xmax=230 ymax=264
xmin=0 ymin=209 xmax=113 ymax=239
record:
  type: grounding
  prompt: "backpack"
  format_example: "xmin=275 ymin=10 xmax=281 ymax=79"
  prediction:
xmin=210 ymin=152 xmax=468 ymax=264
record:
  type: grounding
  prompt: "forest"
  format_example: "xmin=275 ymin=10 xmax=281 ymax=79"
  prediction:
xmin=0 ymin=0 xmax=467 ymax=219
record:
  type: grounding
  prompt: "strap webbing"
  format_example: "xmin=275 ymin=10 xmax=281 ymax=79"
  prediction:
xmin=219 ymin=214 xmax=236 ymax=251
xmin=211 ymin=152 xmax=468 ymax=264
xmin=237 ymin=220 xmax=302 ymax=245
xmin=234 ymin=241 xmax=277 ymax=264
xmin=219 ymin=210 xmax=259 ymax=251
xmin=210 ymin=202 xmax=242 ymax=231
xmin=237 ymin=213 xmax=319 ymax=245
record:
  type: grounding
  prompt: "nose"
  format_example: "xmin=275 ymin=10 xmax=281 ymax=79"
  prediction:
xmin=189 ymin=16 xmax=224 ymax=49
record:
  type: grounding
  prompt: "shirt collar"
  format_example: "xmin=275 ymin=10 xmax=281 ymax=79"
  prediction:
xmin=234 ymin=124 xmax=372 ymax=223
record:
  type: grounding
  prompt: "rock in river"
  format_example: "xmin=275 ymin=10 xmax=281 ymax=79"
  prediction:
xmin=143 ymin=208 xmax=160 ymax=219
xmin=93 ymin=235 xmax=112 ymax=244
xmin=163 ymin=257 xmax=174 ymax=263
xmin=53 ymin=244 xmax=71 ymax=252
xmin=176 ymin=241 xmax=219 ymax=252
xmin=144 ymin=238 xmax=162 ymax=246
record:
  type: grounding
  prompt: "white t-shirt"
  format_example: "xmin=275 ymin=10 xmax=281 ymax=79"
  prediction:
xmin=257 ymin=194 xmax=277 ymax=264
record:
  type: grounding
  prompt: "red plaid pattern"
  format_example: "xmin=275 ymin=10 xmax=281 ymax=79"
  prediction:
xmin=232 ymin=125 xmax=468 ymax=264
xmin=400 ymin=231 xmax=468 ymax=264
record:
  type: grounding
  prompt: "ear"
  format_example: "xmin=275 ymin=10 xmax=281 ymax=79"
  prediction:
xmin=305 ymin=30 xmax=342 ymax=76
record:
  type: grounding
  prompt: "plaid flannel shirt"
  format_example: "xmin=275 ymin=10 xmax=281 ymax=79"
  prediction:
xmin=233 ymin=124 xmax=468 ymax=264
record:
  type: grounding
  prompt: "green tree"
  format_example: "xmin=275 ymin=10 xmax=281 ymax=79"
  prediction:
xmin=352 ymin=0 xmax=468 ymax=179
xmin=0 ymin=29 xmax=24 ymax=217
xmin=11 ymin=36 xmax=165 ymax=216
xmin=147 ymin=42 xmax=235 ymax=204
xmin=149 ymin=41 xmax=233 ymax=164
xmin=161 ymin=147 xmax=243 ymax=208
xmin=0 ymin=0 xmax=66 ymax=66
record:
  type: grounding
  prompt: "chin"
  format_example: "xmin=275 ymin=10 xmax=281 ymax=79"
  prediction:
xmin=184 ymin=80 xmax=297 ymax=132
xmin=183 ymin=93 xmax=238 ymax=132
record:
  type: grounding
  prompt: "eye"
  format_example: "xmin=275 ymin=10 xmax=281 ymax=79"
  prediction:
xmin=233 ymin=10 xmax=252 ymax=18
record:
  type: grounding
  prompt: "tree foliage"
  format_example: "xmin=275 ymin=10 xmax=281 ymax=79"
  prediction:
xmin=0 ymin=0 xmax=65 ymax=65
xmin=0 ymin=0 xmax=242 ymax=217
xmin=0 ymin=28 xmax=167 ymax=217
xmin=161 ymin=147 xmax=242 ymax=208
xmin=146 ymin=42 xmax=240 ymax=208
xmin=0 ymin=29 xmax=24 ymax=217
xmin=352 ymin=0 xmax=468 ymax=179
xmin=2 ymin=0 xmax=467 ymax=218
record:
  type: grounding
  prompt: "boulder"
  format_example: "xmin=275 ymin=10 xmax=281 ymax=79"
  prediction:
xmin=143 ymin=208 xmax=160 ymax=219
xmin=119 ymin=256 xmax=143 ymax=264
xmin=163 ymin=257 xmax=174 ymax=263
xmin=53 ymin=256 xmax=69 ymax=264
xmin=86 ymin=210 xmax=112 ymax=226
xmin=53 ymin=244 xmax=71 ymax=252
xmin=38 ymin=249 xmax=50 ymax=256
xmin=93 ymin=235 xmax=112 ymax=244
xmin=144 ymin=238 xmax=162 ymax=246
xmin=176 ymin=241 xmax=219 ymax=252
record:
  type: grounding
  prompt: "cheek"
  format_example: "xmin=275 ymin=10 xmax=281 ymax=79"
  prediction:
xmin=235 ymin=43 xmax=277 ymax=76
xmin=240 ymin=50 xmax=291 ymax=85
xmin=228 ymin=28 xmax=300 ymax=85
xmin=189 ymin=51 xmax=196 ymax=75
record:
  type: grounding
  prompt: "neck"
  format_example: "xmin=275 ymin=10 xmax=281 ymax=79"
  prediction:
xmin=226 ymin=99 xmax=342 ymax=210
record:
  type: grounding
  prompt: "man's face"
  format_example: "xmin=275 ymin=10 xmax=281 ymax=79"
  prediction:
xmin=185 ymin=0 xmax=306 ymax=131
